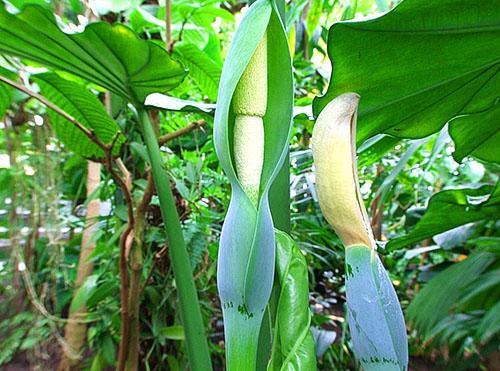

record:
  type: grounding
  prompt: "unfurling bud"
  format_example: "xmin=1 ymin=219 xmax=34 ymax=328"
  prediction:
xmin=312 ymin=93 xmax=375 ymax=248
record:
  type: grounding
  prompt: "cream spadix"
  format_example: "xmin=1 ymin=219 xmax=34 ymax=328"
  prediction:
xmin=232 ymin=32 xmax=267 ymax=206
xmin=312 ymin=93 xmax=375 ymax=248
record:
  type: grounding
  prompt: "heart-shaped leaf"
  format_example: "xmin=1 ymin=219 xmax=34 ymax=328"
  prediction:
xmin=314 ymin=0 xmax=500 ymax=162
xmin=0 ymin=4 xmax=187 ymax=105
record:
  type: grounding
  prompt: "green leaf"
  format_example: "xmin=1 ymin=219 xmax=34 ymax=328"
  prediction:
xmin=268 ymin=231 xmax=316 ymax=371
xmin=160 ymin=325 xmax=185 ymax=340
xmin=70 ymin=275 xmax=98 ymax=314
xmin=477 ymin=301 xmax=500 ymax=343
xmin=449 ymin=102 xmax=500 ymax=164
xmin=213 ymin=0 xmax=293 ymax=368
xmin=306 ymin=0 xmax=323 ymax=37
xmin=407 ymin=248 xmax=497 ymax=338
xmin=34 ymin=73 xmax=125 ymax=159
xmin=345 ymin=246 xmax=408 ymax=371
xmin=101 ymin=336 xmax=116 ymax=365
xmin=174 ymin=42 xmax=221 ymax=101
xmin=387 ymin=185 xmax=500 ymax=250
xmin=87 ymin=281 xmax=117 ymax=307
xmin=0 ymin=67 xmax=16 ymax=118
xmin=314 ymin=0 xmax=500 ymax=156
xmin=0 ymin=4 xmax=187 ymax=104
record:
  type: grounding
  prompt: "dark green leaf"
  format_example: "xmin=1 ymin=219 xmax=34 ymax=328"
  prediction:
xmin=477 ymin=301 xmax=500 ymax=343
xmin=407 ymin=249 xmax=497 ymax=338
xmin=314 ymin=0 xmax=500 ymax=156
xmin=449 ymin=102 xmax=500 ymax=164
xmin=0 ymin=4 xmax=187 ymax=104
xmin=70 ymin=275 xmax=98 ymax=314
xmin=387 ymin=185 xmax=500 ymax=250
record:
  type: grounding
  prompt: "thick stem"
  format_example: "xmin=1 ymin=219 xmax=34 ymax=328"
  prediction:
xmin=139 ymin=109 xmax=212 ymax=371
xmin=224 ymin=311 xmax=261 ymax=371
xmin=125 ymin=220 xmax=144 ymax=371
xmin=59 ymin=161 xmax=101 ymax=370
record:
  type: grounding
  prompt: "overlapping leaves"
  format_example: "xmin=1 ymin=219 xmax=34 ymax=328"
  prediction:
xmin=34 ymin=73 xmax=124 ymax=158
xmin=0 ymin=4 xmax=187 ymax=104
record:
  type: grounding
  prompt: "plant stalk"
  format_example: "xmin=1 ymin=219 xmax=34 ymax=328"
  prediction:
xmin=138 ymin=109 xmax=212 ymax=371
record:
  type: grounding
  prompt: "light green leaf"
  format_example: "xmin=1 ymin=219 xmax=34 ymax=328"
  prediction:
xmin=314 ymin=0 xmax=500 ymax=158
xmin=306 ymin=0 xmax=323 ymax=37
xmin=34 ymin=73 xmax=125 ymax=159
xmin=268 ymin=230 xmax=316 ymax=371
xmin=0 ymin=67 xmax=16 ymax=118
xmin=0 ymin=4 xmax=187 ymax=104
xmin=174 ymin=42 xmax=221 ymax=101
xmin=387 ymin=185 xmax=500 ymax=250
xmin=345 ymin=246 xmax=408 ymax=370
xmin=160 ymin=325 xmax=185 ymax=340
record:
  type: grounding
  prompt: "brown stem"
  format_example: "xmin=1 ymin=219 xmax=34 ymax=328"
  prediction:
xmin=124 ymin=172 xmax=154 ymax=370
xmin=157 ymin=120 xmax=205 ymax=146
xmin=165 ymin=0 xmax=172 ymax=52
xmin=106 ymin=145 xmax=135 ymax=371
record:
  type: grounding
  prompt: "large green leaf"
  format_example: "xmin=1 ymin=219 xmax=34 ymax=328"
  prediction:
xmin=213 ymin=0 xmax=293 ymax=367
xmin=387 ymin=185 xmax=500 ymax=250
xmin=345 ymin=246 xmax=408 ymax=370
xmin=314 ymin=0 xmax=500 ymax=161
xmin=0 ymin=4 xmax=187 ymax=105
xmin=34 ymin=73 xmax=125 ymax=158
xmin=268 ymin=231 xmax=316 ymax=371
